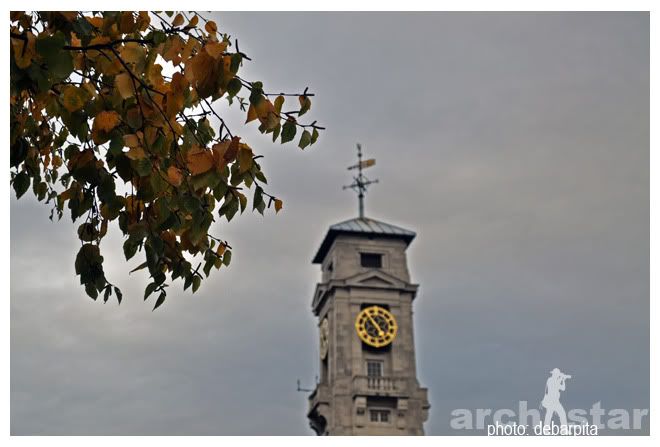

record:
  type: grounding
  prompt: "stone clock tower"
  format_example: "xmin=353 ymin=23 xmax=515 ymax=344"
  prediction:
xmin=306 ymin=145 xmax=430 ymax=435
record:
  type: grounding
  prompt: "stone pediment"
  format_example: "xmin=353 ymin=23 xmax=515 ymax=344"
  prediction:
xmin=312 ymin=270 xmax=419 ymax=314
xmin=343 ymin=270 xmax=409 ymax=289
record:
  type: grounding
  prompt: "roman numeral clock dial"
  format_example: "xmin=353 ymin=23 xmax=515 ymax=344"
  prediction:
xmin=355 ymin=305 xmax=398 ymax=348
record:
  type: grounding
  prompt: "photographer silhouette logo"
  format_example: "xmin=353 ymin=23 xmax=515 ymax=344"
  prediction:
xmin=449 ymin=366 xmax=649 ymax=435
xmin=541 ymin=367 xmax=571 ymax=428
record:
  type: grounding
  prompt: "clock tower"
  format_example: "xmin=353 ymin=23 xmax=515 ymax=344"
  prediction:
xmin=306 ymin=146 xmax=430 ymax=435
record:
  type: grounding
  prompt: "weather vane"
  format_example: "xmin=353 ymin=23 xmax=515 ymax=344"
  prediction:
xmin=343 ymin=143 xmax=378 ymax=218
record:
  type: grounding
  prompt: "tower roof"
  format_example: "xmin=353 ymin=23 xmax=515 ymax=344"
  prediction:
xmin=312 ymin=217 xmax=416 ymax=264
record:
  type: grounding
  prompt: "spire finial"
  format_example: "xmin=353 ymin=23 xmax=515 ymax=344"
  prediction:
xmin=343 ymin=143 xmax=378 ymax=218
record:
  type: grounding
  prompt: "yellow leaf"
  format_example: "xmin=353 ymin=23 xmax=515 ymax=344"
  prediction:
xmin=186 ymin=147 xmax=215 ymax=175
xmin=126 ymin=147 xmax=147 ymax=160
xmin=93 ymin=111 xmax=121 ymax=132
xmin=137 ymin=11 xmax=151 ymax=31
xmin=62 ymin=85 xmax=87 ymax=112
xmin=274 ymin=199 xmax=283 ymax=213
xmin=115 ymin=72 xmax=134 ymax=99
xmin=172 ymin=13 xmax=184 ymax=27
xmin=205 ymin=20 xmax=218 ymax=34
xmin=120 ymin=42 xmax=145 ymax=66
xmin=188 ymin=15 xmax=199 ymax=27
xmin=256 ymin=99 xmax=279 ymax=130
xmin=123 ymin=134 xmax=139 ymax=148
xmin=274 ymin=95 xmax=284 ymax=114
xmin=205 ymin=41 xmax=227 ymax=59
xmin=166 ymin=166 xmax=183 ymax=186
xmin=237 ymin=146 xmax=253 ymax=173
xmin=11 ymin=32 xmax=35 ymax=69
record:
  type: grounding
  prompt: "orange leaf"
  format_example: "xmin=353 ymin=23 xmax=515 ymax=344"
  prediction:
xmin=205 ymin=41 xmax=227 ymax=59
xmin=119 ymin=11 xmax=135 ymax=34
xmin=212 ymin=141 xmax=230 ymax=169
xmin=205 ymin=20 xmax=218 ymax=34
xmin=274 ymin=199 xmax=283 ymax=213
xmin=126 ymin=147 xmax=147 ymax=160
xmin=224 ymin=137 xmax=241 ymax=163
xmin=186 ymin=147 xmax=215 ymax=175
xmin=246 ymin=104 xmax=258 ymax=123
xmin=93 ymin=111 xmax=121 ymax=132
xmin=166 ymin=166 xmax=183 ymax=186
xmin=123 ymin=134 xmax=139 ymax=148
xmin=172 ymin=13 xmax=184 ymax=27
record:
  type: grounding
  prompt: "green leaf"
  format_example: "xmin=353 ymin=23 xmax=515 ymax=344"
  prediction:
xmin=272 ymin=123 xmax=281 ymax=142
xmin=103 ymin=286 xmax=112 ymax=303
xmin=114 ymin=287 xmax=123 ymax=305
xmin=311 ymin=128 xmax=319 ymax=145
xmin=281 ymin=120 xmax=296 ymax=144
xmin=85 ymin=283 xmax=98 ymax=300
xmin=253 ymin=187 xmax=264 ymax=212
xmin=298 ymin=130 xmax=312 ymax=150
xmin=223 ymin=250 xmax=232 ymax=266
xmin=77 ymin=222 xmax=99 ymax=242
xmin=239 ymin=193 xmax=248 ymax=213
xmin=153 ymin=290 xmax=166 ymax=311
xmin=227 ymin=77 xmax=242 ymax=97
xmin=144 ymin=282 xmax=158 ymax=300
xmin=123 ymin=240 xmax=139 ymax=260
xmin=36 ymin=32 xmax=73 ymax=80
xmin=192 ymin=275 xmax=201 ymax=293
xmin=12 ymin=172 xmax=30 ymax=199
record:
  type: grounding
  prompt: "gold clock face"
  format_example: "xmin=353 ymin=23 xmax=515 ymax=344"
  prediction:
xmin=355 ymin=305 xmax=397 ymax=348
xmin=319 ymin=317 xmax=329 ymax=359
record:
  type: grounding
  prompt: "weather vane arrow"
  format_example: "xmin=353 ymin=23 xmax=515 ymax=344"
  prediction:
xmin=343 ymin=143 xmax=378 ymax=218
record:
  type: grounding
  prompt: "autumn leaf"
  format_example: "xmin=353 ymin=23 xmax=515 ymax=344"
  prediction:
xmin=224 ymin=137 xmax=241 ymax=163
xmin=166 ymin=166 xmax=183 ymax=186
xmin=93 ymin=111 xmax=121 ymax=132
xmin=246 ymin=104 xmax=258 ymax=123
xmin=172 ymin=13 xmax=184 ymax=27
xmin=205 ymin=20 xmax=218 ymax=34
xmin=274 ymin=199 xmax=283 ymax=213
xmin=299 ymin=95 xmax=312 ymax=115
xmin=237 ymin=145 xmax=253 ymax=173
xmin=205 ymin=41 xmax=227 ymax=59
xmin=62 ymin=85 xmax=88 ymax=112
xmin=123 ymin=134 xmax=140 ymax=148
xmin=10 ymin=31 xmax=35 ymax=69
xmin=126 ymin=147 xmax=147 ymax=160
xmin=186 ymin=146 xmax=215 ymax=175
xmin=115 ymin=72 xmax=134 ymax=99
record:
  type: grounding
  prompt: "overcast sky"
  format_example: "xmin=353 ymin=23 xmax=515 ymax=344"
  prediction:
xmin=11 ymin=12 xmax=648 ymax=435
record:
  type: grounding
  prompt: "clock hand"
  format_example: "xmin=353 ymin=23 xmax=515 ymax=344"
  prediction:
xmin=366 ymin=313 xmax=385 ymax=337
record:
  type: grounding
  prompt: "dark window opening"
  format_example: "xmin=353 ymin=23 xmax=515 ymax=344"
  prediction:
xmin=367 ymin=360 xmax=383 ymax=378
xmin=361 ymin=253 xmax=382 ymax=268
xmin=369 ymin=409 xmax=390 ymax=423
